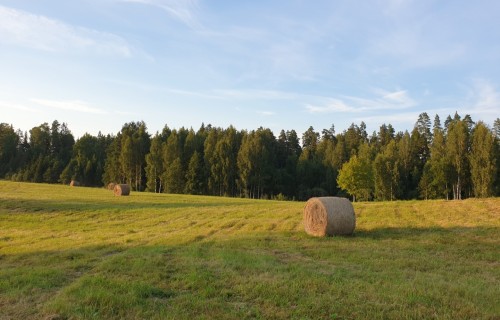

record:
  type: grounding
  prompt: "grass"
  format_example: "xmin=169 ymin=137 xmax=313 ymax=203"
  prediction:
xmin=0 ymin=181 xmax=499 ymax=320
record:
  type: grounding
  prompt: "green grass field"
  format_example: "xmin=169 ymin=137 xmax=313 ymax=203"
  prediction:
xmin=0 ymin=181 xmax=499 ymax=319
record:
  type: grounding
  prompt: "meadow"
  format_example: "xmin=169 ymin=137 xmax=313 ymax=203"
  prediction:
xmin=0 ymin=181 xmax=498 ymax=319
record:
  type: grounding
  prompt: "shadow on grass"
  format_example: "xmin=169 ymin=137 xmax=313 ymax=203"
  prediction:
xmin=0 ymin=197 xmax=252 ymax=214
xmin=1 ymin=225 xmax=499 ymax=320
xmin=353 ymin=226 xmax=500 ymax=240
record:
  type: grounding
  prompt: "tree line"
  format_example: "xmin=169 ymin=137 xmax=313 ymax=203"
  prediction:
xmin=1 ymin=113 xmax=499 ymax=201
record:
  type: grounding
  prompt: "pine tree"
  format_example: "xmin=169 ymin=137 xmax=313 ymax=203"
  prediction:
xmin=145 ymin=134 xmax=164 ymax=193
xmin=163 ymin=130 xmax=184 ymax=193
xmin=0 ymin=123 xmax=20 ymax=177
xmin=373 ymin=140 xmax=400 ymax=201
xmin=120 ymin=135 xmax=134 ymax=185
xmin=203 ymin=128 xmax=220 ymax=195
xmin=185 ymin=151 xmax=204 ymax=194
xmin=493 ymin=118 xmax=500 ymax=140
xmin=165 ymin=157 xmax=184 ymax=194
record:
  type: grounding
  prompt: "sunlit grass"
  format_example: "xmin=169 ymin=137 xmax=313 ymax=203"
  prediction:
xmin=0 ymin=181 xmax=499 ymax=319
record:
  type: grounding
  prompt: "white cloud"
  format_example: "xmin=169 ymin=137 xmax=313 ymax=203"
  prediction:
xmin=471 ymin=79 xmax=500 ymax=114
xmin=305 ymin=99 xmax=355 ymax=113
xmin=257 ymin=111 xmax=275 ymax=116
xmin=306 ymin=89 xmax=416 ymax=114
xmin=0 ymin=101 xmax=39 ymax=113
xmin=32 ymin=99 xmax=108 ymax=114
xmin=354 ymin=112 xmax=420 ymax=129
xmin=0 ymin=5 xmax=133 ymax=56
xmin=119 ymin=0 xmax=200 ymax=29
xmin=213 ymin=89 xmax=298 ymax=101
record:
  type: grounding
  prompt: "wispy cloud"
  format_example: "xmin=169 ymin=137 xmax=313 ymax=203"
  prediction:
xmin=0 ymin=101 xmax=39 ymax=113
xmin=32 ymin=99 xmax=108 ymax=114
xmin=470 ymin=79 xmax=500 ymax=114
xmin=354 ymin=112 xmax=420 ymax=129
xmin=257 ymin=111 xmax=275 ymax=116
xmin=213 ymin=89 xmax=298 ymax=101
xmin=306 ymin=89 xmax=416 ymax=114
xmin=305 ymin=99 xmax=355 ymax=113
xmin=0 ymin=5 xmax=133 ymax=56
xmin=119 ymin=0 xmax=201 ymax=29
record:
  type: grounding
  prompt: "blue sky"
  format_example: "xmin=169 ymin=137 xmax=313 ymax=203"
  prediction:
xmin=0 ymin=0 xmax=499 ymax=138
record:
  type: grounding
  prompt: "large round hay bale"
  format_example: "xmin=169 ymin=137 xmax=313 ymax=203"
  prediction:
xmin=114 ymin=184 xmax=130 ymax=196
xmin=69 ymin=180 xmax=80 ymax=187
xmin=107 ymin=182 xmax=116 ymax=190
xmin=303 ymin=197 xmax=356 ymax=236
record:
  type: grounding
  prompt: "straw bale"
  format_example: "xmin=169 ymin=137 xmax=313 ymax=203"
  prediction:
xmin=69 ymin=180 xmax=80 ymax=187
xmin=114 ymin=184 xmax=130 ymax=196
xmin=303 ymin=197 xmax=355 ymax=236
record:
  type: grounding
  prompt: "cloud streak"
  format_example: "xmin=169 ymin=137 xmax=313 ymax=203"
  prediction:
xmin=32 ymin=99 xmax=108 ymax=114
xmin=470 ymin=79 xmax=500 ymax=114
xmin=0 ymin=101 xmax=39 ymax=113
xmin=0 ymin=5 xmax=133 ymax=56
xmin=306 ymin=89 xmax=416 ymax=114
xmin=257 ymin=111 xmax=275 ymax=116
xmin=119 ymin=0 xmax=201 ymax=29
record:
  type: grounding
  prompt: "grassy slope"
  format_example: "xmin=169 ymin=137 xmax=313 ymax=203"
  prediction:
xmin=0 ymin=181 xmax=498 ymax=320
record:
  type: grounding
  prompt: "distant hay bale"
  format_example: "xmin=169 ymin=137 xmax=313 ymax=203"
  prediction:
xmin=114 ymin=184 xmax=130 ymax=196
xmin=303 ymin=197 xmax=356 ymax=236
xmin=69 ymin=180 xmax=80 ymax=187
xmin=107 ymin=183 xmax=116 ymax=190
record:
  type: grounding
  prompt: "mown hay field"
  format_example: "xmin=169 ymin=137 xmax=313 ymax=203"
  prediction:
xmin=0 ymin=181 xmax=499 ymax=319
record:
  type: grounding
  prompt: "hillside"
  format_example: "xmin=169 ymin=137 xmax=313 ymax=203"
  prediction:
xmin=0 ymin=181 xmax=499 ymax=319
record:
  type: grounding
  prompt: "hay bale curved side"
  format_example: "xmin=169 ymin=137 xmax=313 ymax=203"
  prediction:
xmin=70 ymin=180 xmax=80 ymax=187
xmin=303 ymin=197 xmax=356 ymax=236
xmin=114 ymin=184 xmax=130 ymax=196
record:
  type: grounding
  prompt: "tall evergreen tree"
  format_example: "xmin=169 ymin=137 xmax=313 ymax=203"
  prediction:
xmin=238 ymin=128 xmax=276 ymax=198
xmin=184 ymin=151 xmax=204 ymax=195
xmin=203 ymin=127 xmax=220 ymax=195
xmin=102 ymin=133 xmax=122 ymax=185
xmin=163 ymin=130 xmax=184 ymax=193
xmin=493 ymin=118 xmax=500 ymax=141
xmin=165 ymin=157 xmax=184 ymax=194
xmin=0 ymin=123 xmax=20 ymax=178
xmin=145 ymin=133 xmax=164 ymax=193
xmin=373 ymin=140 xmax=400 ymax=201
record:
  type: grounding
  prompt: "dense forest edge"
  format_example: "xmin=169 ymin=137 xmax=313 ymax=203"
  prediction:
xmin=1 ymin=112 xmax=499 ymax=201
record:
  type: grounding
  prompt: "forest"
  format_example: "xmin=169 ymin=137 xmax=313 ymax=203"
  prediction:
xmin=0 ymin=113 xmax=499 ymax=201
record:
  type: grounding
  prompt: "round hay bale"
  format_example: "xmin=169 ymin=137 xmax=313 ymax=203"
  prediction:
xmin=114 ymin=184 xmax=130 ymax=196
xmin=303 ymin=197 xmax=356 ymax=236
xmin=69 ymin=180 xmax=80 ymax=187
xmin=107 ymin=182 xmax=116 ymax=190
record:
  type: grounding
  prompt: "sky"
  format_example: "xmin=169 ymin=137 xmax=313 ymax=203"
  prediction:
xmin=0 ymin=0 xmax=499 ymax=138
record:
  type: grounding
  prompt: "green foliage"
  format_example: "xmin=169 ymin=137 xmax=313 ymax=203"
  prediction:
xmin=1 ymin=112 xmax=499 ymax=200
xmin=469 ymin=122 xmax=496 ymax=197
xmin=337 ymin=154 xmax=373 ymax=201
xmin=237 ymin=128 xmax=276 ymax=198
xmin=0 ymin=123 xmax=20 ymax=177
xmin=184 ymin=151 xmax=204 ymax=195
xmin=446 ymin=120 xmax=469 ymax=199
xmin=165 ymin=157 xmax=184 ymax=193
xmin=145 ymin=134 xmax=164 ymax=193
xmin=374 ymin=140 xmax=400 ymax=201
